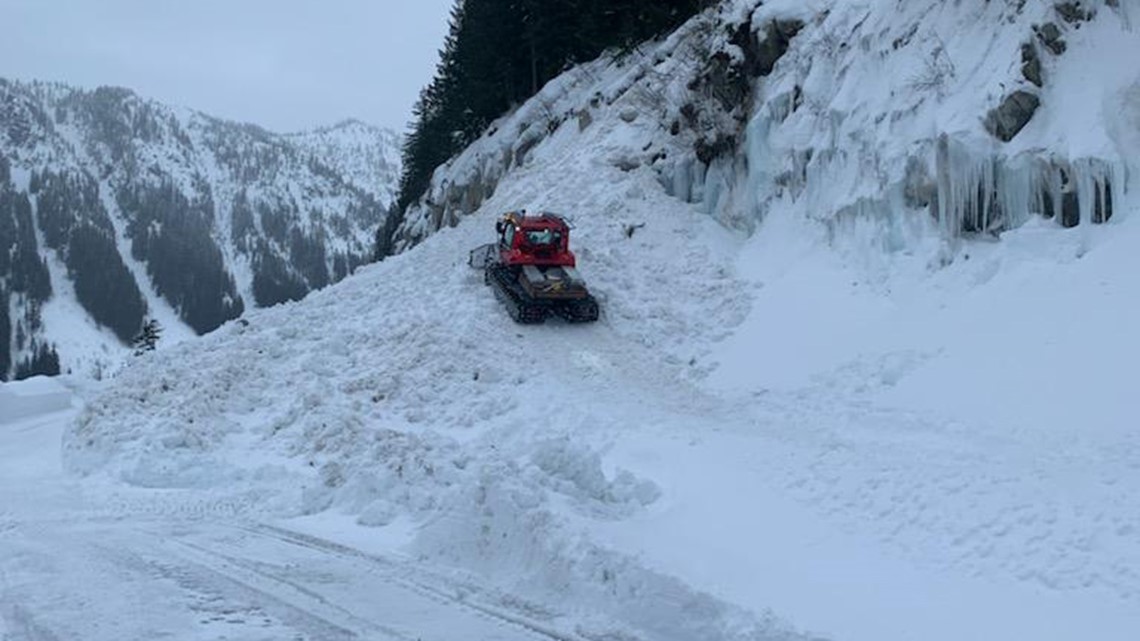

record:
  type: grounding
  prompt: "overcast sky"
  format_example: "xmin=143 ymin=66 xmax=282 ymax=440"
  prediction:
xmin=0 ymin=0 xmax=454 ymax=133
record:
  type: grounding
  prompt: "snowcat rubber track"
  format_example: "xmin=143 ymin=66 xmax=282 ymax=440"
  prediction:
xmin=554 ymin=296 xmax=599 ymax=323
xmin=486 ymin=263 xmax=550 ymax=324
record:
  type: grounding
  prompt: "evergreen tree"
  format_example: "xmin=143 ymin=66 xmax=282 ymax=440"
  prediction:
xmin=10 ymin=193 xmax=52 ymax=302
xmin=14 ymin=340 xmax=60 ymax=380
xmin=117 ymin=179 xmax=244 ymax=334
xmin=0 ymin=287 xmax=10 ymax=381
xmin=0 ymin=190 xmax=14 ymax=277
xmin=230 ymin=189 xmax=257 ymax=251
xmin=2 ymin=174 xmax=53 ymax=379
xmin=132 ymin=318 xmax=163 ymax=355
xmin=289 ymin=227 xmax=330 ymax=289
xmin=251 ymin=244 xmax=308 ymax=307
xmin=396 ymin=0 xmax=467 ymax=214
xmin=67 ymin=223 xmax=147 ymax=342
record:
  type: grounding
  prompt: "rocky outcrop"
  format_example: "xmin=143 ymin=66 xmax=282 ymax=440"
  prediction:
xmin=1021 ymin=42 xmax=1043 ymax=87
xmin=985 ymin=91 xmax=1041 ymax=142
xmin=681 ymin=15 xmax=804 ymax=168
xmin=1054 ymin=1 xmax=1094 ymax=24
xmin=754 ymin=19 xmax=806 ymax=78
xmin=1034 ymin=22 xmax=1067 ymax=55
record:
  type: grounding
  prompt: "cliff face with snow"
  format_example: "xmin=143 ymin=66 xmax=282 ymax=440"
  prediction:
xmin=725 ymin=0 xmax=1133 ymax=245
xmin=0 ymin=79 xmax=400 ymax=380
xmin=392 ymin=0 xmax=1135 ymax=252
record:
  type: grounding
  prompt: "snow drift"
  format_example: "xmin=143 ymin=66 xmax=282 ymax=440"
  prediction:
xmin=0 ymin=376 xmax=71 ymax=423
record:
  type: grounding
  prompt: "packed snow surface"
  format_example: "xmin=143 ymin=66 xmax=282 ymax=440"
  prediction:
xmin=7 ymin=0 xmax=1140 ymax=639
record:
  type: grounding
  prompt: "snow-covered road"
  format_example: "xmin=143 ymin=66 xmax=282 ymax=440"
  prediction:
xmin=0 ymin=387 xmax=592 ymax=641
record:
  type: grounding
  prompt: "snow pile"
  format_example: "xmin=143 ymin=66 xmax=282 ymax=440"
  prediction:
xmin=0 ymin=376 xmax=72 ymax=423
xmin=64 ymin=140 xmax=772 ymax=636
xmin=413 ymin=465 xmax=802 ymax=641
xmin=529 ymin=437 xmax=661 ymax=518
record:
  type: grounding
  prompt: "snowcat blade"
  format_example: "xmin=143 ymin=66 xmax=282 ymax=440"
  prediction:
xmin=468 ymin=243 xmax=497 ymax=268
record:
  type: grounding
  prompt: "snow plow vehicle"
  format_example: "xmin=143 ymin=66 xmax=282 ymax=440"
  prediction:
xmin=469 ymin=211 xmax=600 ymax=324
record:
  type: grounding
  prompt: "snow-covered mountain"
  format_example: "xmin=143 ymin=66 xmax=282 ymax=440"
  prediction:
xmin=0 ymin=79 xmax=400 ymax=380
xmin=12 ymin=1 xmax=1138 ymax=640
xmin=285 ymin=119 xmax=401 ymax=202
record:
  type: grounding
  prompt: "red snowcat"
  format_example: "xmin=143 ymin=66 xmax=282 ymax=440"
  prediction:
xmin=469 ymin=211 xmax=600 ymax=324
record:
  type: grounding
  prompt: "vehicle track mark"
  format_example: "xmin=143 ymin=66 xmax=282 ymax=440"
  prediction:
xmin=90 ymin=538 xmax=364 ymax=641
xmin=228 ymin=521 xmax=595 ymax=641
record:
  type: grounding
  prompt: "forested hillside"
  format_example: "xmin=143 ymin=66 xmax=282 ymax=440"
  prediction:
xmin=387 ymin=0 xmax=707 ymax=255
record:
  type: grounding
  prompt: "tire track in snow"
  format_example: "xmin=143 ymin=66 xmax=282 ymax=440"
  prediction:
xmin=94 ymin=533 xmax=396 ymax=638
xmin=70 ymin=517 xmax=596 ymax=641
xmin=5 ymin=511 xmax=587 ymax=641
xmin=210 ymin=521 xmax=598 ymax=641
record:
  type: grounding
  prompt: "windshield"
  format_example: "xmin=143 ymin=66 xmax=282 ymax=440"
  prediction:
xmin=525 ymin=229 xmax=560 ymax=246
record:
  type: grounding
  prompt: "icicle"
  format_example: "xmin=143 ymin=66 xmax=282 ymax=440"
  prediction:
xmin=930 ymin=138 xmax=1117 ymax=237
xmin=1032 ymin=160 xmax=1058 ymax=221
xmin=994 ymin=154 xmax=1038 ymax=231
xmin=666 ymin=156 xmax=699 ymax=204
xmin=743 ymin=107 xmax=777 ymax=221
xmin=1073 ymin=159 xmax=1096 ymax=228
xmin=1060 ymin=157 xmax=1126 ymax=227
xmin=935 ymin=134 xmax=952 ymax=237
xmin=1094 ymin=174 xmax=1108 ymax=224
xmin=703 ymin=156 xmax=740 ymax=227
xmin=1108 ymin=160 xmax=1128 ymax=223
xmin=934 ymin=135 xmax=998 ymax=237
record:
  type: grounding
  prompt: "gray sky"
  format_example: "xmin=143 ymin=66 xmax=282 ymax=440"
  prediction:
xmin=0 ymin=0 xmax=454 ymax=133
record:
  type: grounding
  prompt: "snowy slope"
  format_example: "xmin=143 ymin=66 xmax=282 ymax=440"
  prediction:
xmin=286 ymin=119 xmax=401 ymax=207
xmin=60 ymin=1 xmax=1140 ymax=640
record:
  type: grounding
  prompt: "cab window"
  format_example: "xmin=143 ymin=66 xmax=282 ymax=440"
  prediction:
xmin=525 ymin=229 xmax=558 ymax=246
